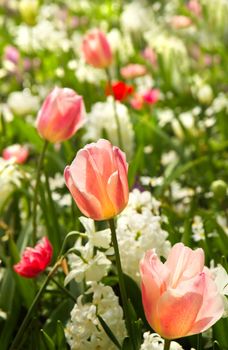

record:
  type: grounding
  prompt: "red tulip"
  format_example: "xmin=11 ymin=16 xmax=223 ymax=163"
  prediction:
xmin=82 ymin=29 xmax=112 ymax=68
xmin=105 ymin=81 xmax=134 ymax=101
xmin=64 ymin=139 xmax=129 ymax=221
xmin=140 ymin=243 xmax=224 ymax=340
xmin=2 ymin=144 xmax=29 ymax=164
xmin=36 ymin=87 xmax=85 ymax=143
xmin=14 ymin=237 xmax=53 ymax=278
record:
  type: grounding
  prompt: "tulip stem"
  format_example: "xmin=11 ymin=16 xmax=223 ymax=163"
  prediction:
xmin=32 ymin=139 xmax=49 ymax=245
xmin=163 ymin=339 xmax=171 ymax=350
xmin=108 ymin=218 xmax=136 ymax=350
xmin=105 ymin=69 xmax=123 ymax=150
xmin=9 ymin=259 xmax=62 ymax=350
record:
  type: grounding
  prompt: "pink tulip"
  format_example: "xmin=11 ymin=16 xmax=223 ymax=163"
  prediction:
xmin=36 ymin=87 xmax=85 ymax=143
xmin=14 ymin=237 xmax=53 ymax=278
xmin=142 ymin=47 xmax=157 ymax=67
xmin=120 ymin=64 xmax=147 ymax=79
xmin=187 ymin=0 xmax=202 ymax=17
xmin=4 ymin=45 xmax=20 ymax=65
xmin=170 ymin=16 xmax=192 ymax=29
xmin=82 ymin=29 xmax=112 ymax=68
xmin=140 ymin=243 xmax=224 ymax=340
xmin=64 ymin=139 xmax=129 ymax=221
xmin=130 ymin=93 xmax=144 ymax=110
xmin=143 ymin=89 xmax=159 ymax=105
xmin=2 ymin=144 xmax=29 ymax=164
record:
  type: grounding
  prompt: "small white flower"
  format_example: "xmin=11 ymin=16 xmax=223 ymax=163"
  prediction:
xmin=192 ymin=216 xmax=205 ymax=242
xmin=79 ymin=217 xmax=111 ymax=250
xmin=65 ymin=240 xmax=111 ymax=285
xmin=140 ymin=332 xmax=183 ymax=350
xmin=211 ymin=264 xmax=228 ymax=317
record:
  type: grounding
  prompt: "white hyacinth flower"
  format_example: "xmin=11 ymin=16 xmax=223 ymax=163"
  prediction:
xmin=65 ymin=282 xmax=127 ymax=350
xmin=116 ymin=189 xmax=171 ymax=283
xmin=140 ymin=332 xmax=184 ymax=350
xmin=83 ymin=97 xmax=135 ymax=160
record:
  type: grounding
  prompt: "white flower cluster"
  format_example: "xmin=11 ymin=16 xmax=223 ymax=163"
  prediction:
xmin=140 ymin=332 xmax=184 ymax=350
xmin=144 ymin=32 xmax=189 ymax=89
xmin=7 ymin=89 xmax=39 ymax=116
xmin=107 ymin=29 xmax=134 ymax=63
xmin=65 ymin=217 xmax=112 ymax=285
xmin=83 ymin=97 xmax=135 ymax=160
xmin=116 ymin=189 xmax=171 ymax=283
xmin=0 ymin=158 xmax=23 ymax=210
xmin=65 ymin=282 xmax=127 ymax=350
xmin=13 ymin=3 xmax=70 ymax=53
xmin=121 ymin=0 xmax=155 ymax=33
xmin=192 ymin=215 xmax=205 ymax=242
xmin=211 ymin=264 xmax=228 ymax=318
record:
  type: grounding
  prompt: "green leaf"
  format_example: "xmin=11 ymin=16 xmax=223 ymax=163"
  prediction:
xmin=121 ymin=337 xmax=132 ymax=350
xmin=128 ymin=145 xmax=144 ymax=188
xmin=56 ymin=320 xmax=68 ymax=350
xmin=97 ymin=314 xmax=121 ymax=349
xmin=9 ymin=237 xmax=36 ymax=308
xmin=40 ymin=329 xmax=55 ymax=350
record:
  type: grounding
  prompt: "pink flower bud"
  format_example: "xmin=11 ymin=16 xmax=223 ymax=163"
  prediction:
xmin=36 ymin=87 xmax=85 ymax=143
xmin=170 ymin=15 xmax=193 ymax=29
xmin=4 ymin=45 xmax=20 ymax=65
xmin=140 ymin=243 xmax=224 ymax=340
xmin=143 ymin=88 xmax=159 ymax=105
xmin=2 ymin=144 xmax=29 ymax=164
xmin=82 ymin=29 xmax=112 ymax=68
xmin=64 ymin=139 xmax=129 ymax=221
xmin=120 ymin=64 xmax=147 ymax=79
xmin=14 ymin=237 xmax=53 ymax=278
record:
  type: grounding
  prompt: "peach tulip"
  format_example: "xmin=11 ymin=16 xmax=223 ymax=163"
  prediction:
xmin=2 ymin=144 xmax=29 ymax=164
xmin=64 ymin=139 xmax=129 ymax=221
xmin=36 ymin=87 xmax=85 ymax=143
xmin=140 ymin=243 xmax=224 ymax=340
xmin=82 ymin=29 xmax=112 ymax=68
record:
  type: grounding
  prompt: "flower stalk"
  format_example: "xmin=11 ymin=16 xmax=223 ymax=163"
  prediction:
xmin=32 ymin=139 xmax=49 ymax=245
xmin=105 ymin=69 xmax=123 ymax=150
xmin=108 ymin=218 xmax=136 ymax=350
xmin=163 ymin=339 xmax=171 ymax=350
xmin=9 ymin=259 xmax=62 ymax=350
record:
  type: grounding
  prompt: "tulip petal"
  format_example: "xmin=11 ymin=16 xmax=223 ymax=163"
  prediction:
xmin=140 ymin=250 xmax=169 ymax=324
xmin=156 ymin=273 xmax=205 ymax=339
xmin=188 ymin=273 xmax=224 ymax=335
xmin=165 ymin=243 xmax=204 ymax=288
xmin=64 ymin=165 xmax=103 ymax=219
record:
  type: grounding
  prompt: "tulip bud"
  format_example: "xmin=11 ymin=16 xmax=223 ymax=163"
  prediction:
xmin=2 ymin=144 xmax=29 ymax=164
xmin=211 ymin=180 xmax=227 ymax=200
xmin=82 ymin=29 xmax=112 ymax=68
xmin=64 ymin=139 xmax=129 ymax=221
xmin=36 ymin=87 xmax=85 ymax=143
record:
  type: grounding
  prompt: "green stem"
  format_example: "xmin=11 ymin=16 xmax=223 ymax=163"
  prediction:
xmin=163 ymin=339 xmax=171 ymax=350
xmin=9 ymin=260 xmax=61 ymax=350
xmin=50 ymin=276 xmax=77 ymax=302
xmin=105 ymin=69 xmax=123 ymax=150
xmin=32 ymin=140 xmax=49 ymax=245
xmin=108 ymin=218 xmax=135 ymax=350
